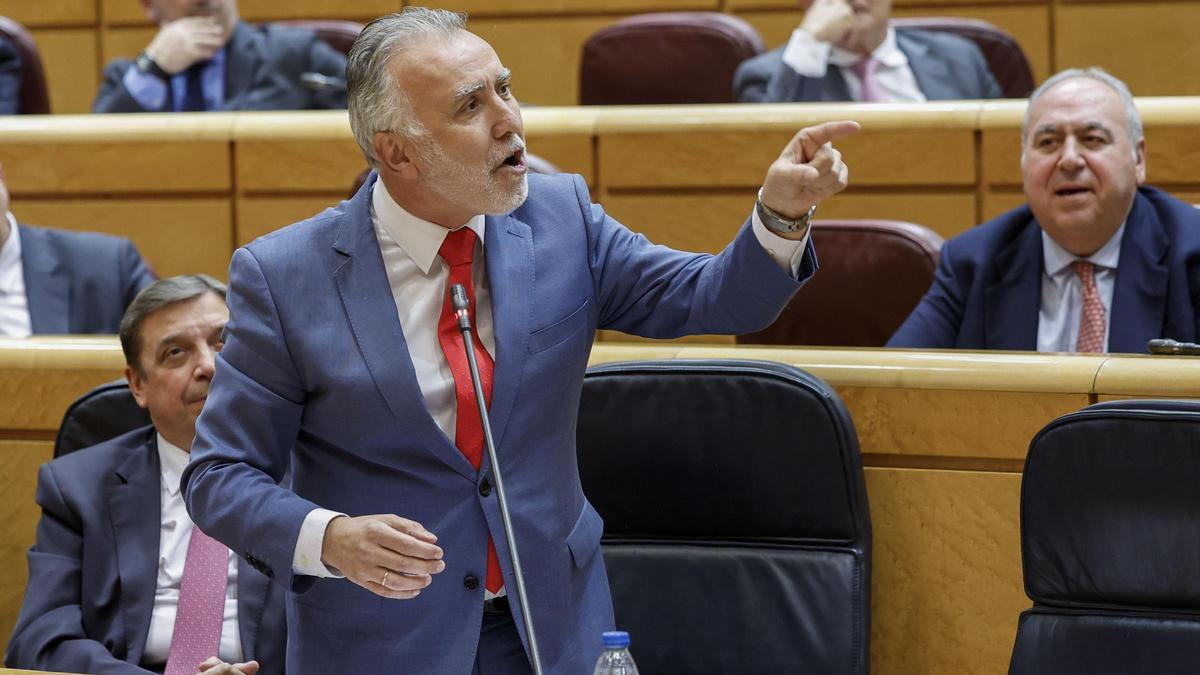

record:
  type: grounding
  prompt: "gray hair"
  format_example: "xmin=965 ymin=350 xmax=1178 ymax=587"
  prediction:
xmin=347 ymin=8 xmax=468 ymax=167
xmin=120 ymin=274 xmax=227 ymax=372
xmin=1022 ymin=67 xmax=1143 ymax=148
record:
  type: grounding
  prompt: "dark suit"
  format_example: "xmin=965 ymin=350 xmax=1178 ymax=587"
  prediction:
xmin=0 ymin=34 xmax=20 ymax=114
xmin=888 ymin=187 xmax=1200 ymax=352
xmin=17 ymin=224 xmax=155 ymax=334
xmin=735 ymin=28 xmax=1002 ymax=103
xmin=5 ymin=426 xmax=287 ymax=674
xmin=93 ymin=21 xmax=347 ymax=113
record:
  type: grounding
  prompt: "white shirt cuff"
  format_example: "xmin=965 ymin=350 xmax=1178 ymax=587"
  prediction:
xmin=752 ymin=207 xmax=810 ymax=278
xmin=293 ymin=508 xmax=347 ymax=578
xmin=781 ymin=28 xmax=832 ymax=78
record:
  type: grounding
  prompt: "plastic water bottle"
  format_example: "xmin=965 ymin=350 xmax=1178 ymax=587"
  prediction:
xmin=592 ymin=630 xmax=640 ymax=675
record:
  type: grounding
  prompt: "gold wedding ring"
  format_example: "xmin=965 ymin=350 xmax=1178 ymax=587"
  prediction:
xmin=381 ymin=570 xmax=390 ymax=587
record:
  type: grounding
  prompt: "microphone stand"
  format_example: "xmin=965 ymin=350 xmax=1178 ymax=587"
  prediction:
xmin=450 ymin=284 xmax=544 ymax=675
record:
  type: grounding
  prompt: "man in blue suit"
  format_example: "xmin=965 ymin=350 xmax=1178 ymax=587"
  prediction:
xmin=889 ymin=68 xmax=1200 ymax=353
xmin=0 ymin=162 xmax=155 ymax=336
xmin=7 ymin=275 xmax=286 ymax=674
xmin=735 ymin=0 xmax=1002 ymax=103
xmin=181 ymin=8 xmax=859 ymax=674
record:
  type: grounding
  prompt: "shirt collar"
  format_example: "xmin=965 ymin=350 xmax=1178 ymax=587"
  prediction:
xmin=1042 ymin=221 xmax=1125 ymax=278
xmin=829 ymin=27 xmax=908 ymax=68
xmin=0 ymin=214 xmax=22 ymax=290
xmin=371 ymin=178 xmax=486 ymax=275
xmin=156 ymin=432 xmax=190 ymax=497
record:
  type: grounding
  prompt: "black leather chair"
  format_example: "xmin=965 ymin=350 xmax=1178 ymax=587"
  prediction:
xmin=580 ymin=12 xmax=765 ymax=104
xmin=577 ymin=360 xmax=871 ymax=674
xmin=1010 ymin=399 xmax=1200 ymax=674
xmin=268 ymin=19 xmax=363 ymax=56
xmin=54 ymin=379 xmax=150 ymax=458
xmin=739 ymin=219 xmax=943 ymax=347
xmin=0 ymin=15 xmax=50 ymax=114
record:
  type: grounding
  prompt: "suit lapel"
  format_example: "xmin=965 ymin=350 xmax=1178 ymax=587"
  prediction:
xmin=984 ymin=222 xmax=1042 ymax=349
xmin=19 ymin=225 xmax=70 ymax=334
xmin=898 ymin=31 xmax=953 ymax=101
xmin=108 ymin=430 xmax=161 ymax=664
xmin=480 ymin=214 xmax=533 ymax=469
xmin=1109 ymin=194 xmax=1169 ymax=352
xmin=331 ymin=174 xmax=475 ymax=479
xmin=222 ymin=22 xmax=261 ymax=109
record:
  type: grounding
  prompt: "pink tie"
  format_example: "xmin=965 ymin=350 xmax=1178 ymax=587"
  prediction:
xmin=1073 ymin=261 xmax=1107 ymax=352
xmin=436 ymin=228 xmax=503 ymax=595
xmin=851 ymin=57 xmax=886 ymax=102
xmin=164 ymin=527 xmax=228 ymax=675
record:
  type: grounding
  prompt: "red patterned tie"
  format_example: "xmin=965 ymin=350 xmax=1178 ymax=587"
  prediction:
xmin=437 ymin=227 xmax=503 ymax=594
xmin=1073 ymin=261 xmax=1107 ymax=352
xmin=164 ymin=527 xmax=227 ymax=675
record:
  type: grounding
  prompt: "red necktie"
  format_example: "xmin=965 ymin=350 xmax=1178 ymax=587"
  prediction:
xmin=436 ymin=227 xmax=503 ymax=594
xmin=1073 ymin=261 xmax=1107 ymax=352
xmin=164 ymin=527 xmax=228 ymax=675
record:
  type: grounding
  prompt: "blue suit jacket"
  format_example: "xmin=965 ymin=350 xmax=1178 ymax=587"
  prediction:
xmin=93 ymin=22 xmax=347 ymax=113
xmin=18 ymin=224 xmax=156 ymax=334
xmin=5 ymin=427 xmax=287 ymax=674
xmin=734 ymin=28 xmax=1003 ymax=103
xmin=887 ymin=187 xmax=1200 ymax=352
xmin=182 ymin=172 xmax=814 ymax=674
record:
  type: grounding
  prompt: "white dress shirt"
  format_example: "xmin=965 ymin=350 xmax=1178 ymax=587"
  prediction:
xmin=291 ymin=180 xmax=809 ymax=580
xmin=782 ymin=27 xmax=926 ymax=102
xmin=0 ymin=214 xmax=32 ymax=337
xmin=143 ymin=434 xmax=243 ymax=666
xmin=1037 ymin=224 xmax=1123 ymax=353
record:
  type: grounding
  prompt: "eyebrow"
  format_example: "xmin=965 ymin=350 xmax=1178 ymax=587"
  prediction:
xmin=1032 ymin=121 xmax=1113 ymax=136
xmin=454 ymin=67 xmax=512 ymax=100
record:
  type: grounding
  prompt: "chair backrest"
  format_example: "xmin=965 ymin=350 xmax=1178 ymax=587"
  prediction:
xmin=892 ymin=17 xmax=1035 ymax=98
xmin=738 ymin=219 xmax=943 ymax=347
xmin=267 ymin=19 xmax=363 ymax=56
xmin=579 ymin=12 xmax=765 ymax=105
xmin=577 ymin=360 xmax=871 ymax=674
xmin=349 ymin=152 xmax=560 ymax=198
xmin=1010 ymin=399 xmax=1200 ymax=674
xmin=54 ymin=379 xmax=151 ymax=458
xmin=0 ymin=15 xmax=49 ymax=114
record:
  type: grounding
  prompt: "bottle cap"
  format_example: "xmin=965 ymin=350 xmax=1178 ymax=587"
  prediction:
xmin=602 ymin=631 xmax=630 ymax=648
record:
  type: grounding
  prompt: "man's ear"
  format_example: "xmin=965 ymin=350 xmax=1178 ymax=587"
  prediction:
xmin=1134 ymin=137 xmax=1147 ymax=185
xmin=372 ymin=131 xmax=420 ymax=179
xmin=126 ymin=365 xmax=150 ymax=410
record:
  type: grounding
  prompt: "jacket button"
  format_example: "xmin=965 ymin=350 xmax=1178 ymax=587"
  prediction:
xmin=464 ymin=574 xmax=479 ymax=590
xmin=479 ymin=478 xmax=492 ymax=497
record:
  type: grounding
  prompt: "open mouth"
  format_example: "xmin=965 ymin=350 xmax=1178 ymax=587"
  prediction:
xmin=1055 ymin=186 xmax=1091 ymax=197
xmin=497 ymin=147 xmax=527 ymax=173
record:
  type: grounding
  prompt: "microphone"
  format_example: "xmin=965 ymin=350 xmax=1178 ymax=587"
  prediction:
xmin=299 ymin=72 xmax=347 ymax=92
xmin=1147 ymin=338 xmax=1200 ymax=355
xmin=450 ymin=284 xmax=544 ymax=675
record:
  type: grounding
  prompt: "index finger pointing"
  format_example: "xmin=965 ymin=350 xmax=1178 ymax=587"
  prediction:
xmin=787 ymin=120 xmax=862 ymax=163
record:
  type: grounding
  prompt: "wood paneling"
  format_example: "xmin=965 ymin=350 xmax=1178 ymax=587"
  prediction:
xmin=236 ymin=196 xmax=344 ymax=246
xmin=471 ymin=16 xmax=617 ymax=106
xmin=238 ymin=0 xmax=399 ymax=21
xmin=0 ymin=137 xmax=229 ymax=194
xmin=441 ymin=0 xmax=718 ymax=14
xmin=0 ymin=1 xmax=96 ymax=26
xmin=11 ymin=199 xmax=234 ymax=280
xmin=100 ymin=27 xmax=157 ymax=64
xmin=30 ymin=29 xmax=99 ymax=115
xmin=0 ymin=441 xmax=54 ymax=646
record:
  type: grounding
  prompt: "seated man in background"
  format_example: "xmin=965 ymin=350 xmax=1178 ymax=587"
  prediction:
xmin=889 ymin=68 xmax=1200 ymax=353
xmin=735 ymin=0 xmax=1001 ymax=103
xmin=94 ymin=0 xmax=347 ymax=113
xmin=0 ymin=162 xmax=155 ymax=335
xmin=5 ymin=275 xmax=286 ymax=675
xmin=0 ymin=32 xmax=20 ymax=114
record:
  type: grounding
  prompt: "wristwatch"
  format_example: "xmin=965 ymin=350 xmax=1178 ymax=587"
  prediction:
xmin=134 ymin=51 xmax=171 ymax=82
xmin=756 ymin=187 xmax=816 ymax=236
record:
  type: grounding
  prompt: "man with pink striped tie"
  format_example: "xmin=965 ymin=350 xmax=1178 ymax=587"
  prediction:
xmin=6 ymin=275 xmax=287 ymax=674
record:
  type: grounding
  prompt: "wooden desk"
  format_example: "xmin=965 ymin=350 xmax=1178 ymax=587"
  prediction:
xmin=2 ymin=338 xmax=1196 ymax=673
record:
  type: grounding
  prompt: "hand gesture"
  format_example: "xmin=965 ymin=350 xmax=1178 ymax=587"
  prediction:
xmin=197 ymin=657 xmax=260 ymax=674
xmin=800 ymin=0 xmax=857 ymax=43
xmin=321 ymin=514 xmax=446 ymax=599
xmin=145 ymin=16 xmax=226 ymax=74
xmin=760 ymin=120 xmax=860 ymax=224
